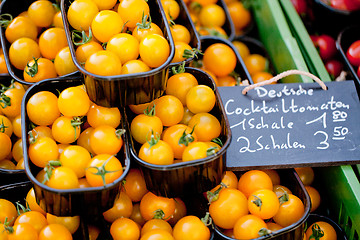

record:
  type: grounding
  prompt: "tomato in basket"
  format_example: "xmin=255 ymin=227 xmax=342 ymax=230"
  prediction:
xmin=305 ymin=221 xmax=337 ymax=240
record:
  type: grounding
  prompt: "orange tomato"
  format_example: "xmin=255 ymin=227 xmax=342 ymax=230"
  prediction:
xmin=295 ymin=167 xmax=315 ymax=186
xmin=86 ymin=103 xmax=121 ymax=128
xmin=233 ymin=214 xmax=268 ymax=240
xmin=172 ymin=41 xmax=192 ymax=63
xmin=173 ymin=215 xmax=210 ymax=240
xmin=237 ymin=170 xmax=273 ymax=198
xmin=46 ymin=213 xmax=80 ymax=234
xmin=162 ymin=0 xmax=180 ymax=21
xmin=121 ymin=60 xmax=151 ymax=74
xmin=252 ymin=72 xmax=274 ymax=84
xmin=107 ymin=33 xmax=140 ymax=64
xmin=139 ymin=34 xmax=170 ymax=68
xmin=85 ymin=154 xmax=123 ymax=187
xmin=244 ymin=54 xmax=267 ymax=75
xmin=122 ymin=168 xmax=148 ymax=202
xmin=199 ymin=4 xmax=225 ymax=28
xmin=58 ymin=86 xmax=90 ymax=117
xmin=162 ymin=124 xmax=197 ymax=159
xmin=85 ymin=50 xmax=122 ymax=76
xmin=0 ymin=53 xmax=8 ymax=74
xmin=248 ymin=189 xmax=280 ymax=219
xmin=26 ymin=91 xmax=60 ymax=126
xmin=203 ymin=43 xmax=236 ymax=77
xmin=28 ymin=0 xmax=56 ymax=28
xmin=117 ymin=0 xmax=149 ymax=29
xmin=14 ymin=211 xmax=48 ymax=234
xmin=305 ymin=221 xmax=337 ymax=240
xmin=103 ymin=191 xmax=133 ymax=222
xmin=9 ymin=37 xmax=41 ymax=70
xmin=261 ymin=169 xmax=280 ymax=186
xmin=67 ymin=0 xmax=99 ymax=31
xmin=167 ymin=198 xmax=187 ymax=226
xmin=140 ymin=192 xmax=175 ymax=221
xmin=0 ymin=198 xmax=17 ymax=226
xmin=227 ymin=1 xmax=251 ymax=33
xmin=185 ymin=85 xmax=215 ymax=114
xmin=273 ymin=184 xmax=292 ymax=198
xmin=305 ymin=185 xmax=321 ymax=212
xmin=155 ymin=95 xmax=184 ymax=127
xmin=23 ymin=57 xmax=57 ymax=83
xmin=46 ymin=167 xmax=79 ymax=190
xmin=5 ymin=16 xmax=38 ymax=43
xmin=232 ymin=40 xmax=250 ymax=60
xmin=54 ymin=47 xmax=78 ymax=76
xmin=209 ymin=188 xmax=248 ymax=229
xmin=217 ymin=75 xmax=237 ymax=86
xmin=170 ymin=24 xmax=191 ymax=44
xmin=141 ymin=219 xmax=173 ymax=236
xmin=273 ymin=193 xmax=305 ymax=227
xmin=188 ymin=112 xmax=221 ymax=142
xmin=165 ymin=72 xmax=198 ymax=105
xmin=38 ymin=223 xmax=73 ymax=240
xmin=90 ymin=125 xmax=124 ymax=155
xmin=91 ymin=10 xmax=124 ymax=43
xmin=75 ymin=41 xmax=103 ymax=64
xmin=110 ymin=217 xmax=140 ymax=240
xmin=38 ymin=27 xmax=68 ymax=60
xmin=130 ymin=203 xmax=146 ymax=227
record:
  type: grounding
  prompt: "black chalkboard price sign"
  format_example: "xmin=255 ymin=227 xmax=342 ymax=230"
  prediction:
xmin=218 ymin=80 xmax=360 ymax=170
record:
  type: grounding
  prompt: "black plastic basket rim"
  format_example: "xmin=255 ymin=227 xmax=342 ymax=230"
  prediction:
xmin=60 ymin=0 xmax=175 ymax=82
xmin=21 ymin=77 xmax=131 ymax=195
xmin=213 ymin=169 xmax=312 ymax=240
xmin=129 ymin=138 xmax=230 ymax=171
xmin=0 ymin=73 xmax=10 ymax=78
xmin=23 ymin=157 xmax=131 ymax=195
xmin=0 ymin=0 xmax=81 ymax=86
xmin=0 ymin=168 xmax=25 ymax=174
xmin=127 ymin=66 xmax=232 ymax=171
xmin=336 ymin=25 xmax=360 ymax=84
xmin=314 ymin=0 xmax=360 ymax=15
xmin=0 ymin=180 xmax=32 ymax=191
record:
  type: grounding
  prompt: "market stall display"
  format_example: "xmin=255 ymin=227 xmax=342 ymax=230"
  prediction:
xmin=213 ymin=169 xmax=311 ymax=240
xmin=21 ymin=77 xmax=131 ymax=217
xmin=0 ymin=0 xmax=80 ymax=86
xmin=61 ymin=0 xmax=175 ymax=106
xmin=125 ymin=67 xmax=231 ymax=198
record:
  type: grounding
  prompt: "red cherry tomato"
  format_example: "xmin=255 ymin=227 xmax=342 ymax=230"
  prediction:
xmin=330 ymin=0 xmax=360 ymax=10
xmin=324 ymin=59 xmax=343 ymax=79
xmin=290 ymin=0 xmax=307 ymax=15
xmin=347 ymin=40 xmax=360 ymax=67
xmin=311 ymin=34 xmax=337 ymax=61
